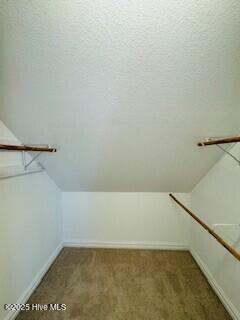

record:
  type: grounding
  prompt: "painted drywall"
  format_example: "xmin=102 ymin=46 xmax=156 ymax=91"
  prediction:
xmin=63 ymin=192 xmax=190 ymax=248
xmin=1 ymin=1 xmax=240 ymax=191
xmin=190 ymin=143 xmax=240 ymax=318
xmin=0 ymin=121 xmax=62 ymax=320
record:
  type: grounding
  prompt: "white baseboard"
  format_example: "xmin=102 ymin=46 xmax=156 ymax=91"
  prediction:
xmin=190 ymin=247 xmax=240 ymax=320
xmin=63 ymin=240 xmax=188 ymax=250
xmin=4 ymin=243 xmax=63 ymax=320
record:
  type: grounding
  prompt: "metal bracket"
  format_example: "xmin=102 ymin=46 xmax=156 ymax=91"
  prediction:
xmin=216 ymin=144 xmax=240 ymax=165
xmin=0 ymin=143 xmax=51 ymax=180
xmin=22 ymin=151 xmax=43 ymax=170
xmin=21 ymin=144 xmax=49 ymax=170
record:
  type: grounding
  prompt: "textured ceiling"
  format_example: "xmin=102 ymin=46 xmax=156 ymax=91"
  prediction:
xmin=0 ymin=1 xmax=240 ymax=191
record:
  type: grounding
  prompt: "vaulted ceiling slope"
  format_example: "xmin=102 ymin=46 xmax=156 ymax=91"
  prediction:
xmin=0 ymin=1 xmax=240 ymax=191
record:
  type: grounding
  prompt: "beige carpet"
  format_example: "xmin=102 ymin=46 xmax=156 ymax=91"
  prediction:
xmin=16 ymin=248 xmax=231 ymax=320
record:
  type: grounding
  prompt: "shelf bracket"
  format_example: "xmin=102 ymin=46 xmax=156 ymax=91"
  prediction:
xmin=0 ymin=143 xmax=56 ymax=180
xmin=216 ymin=144 xmax=240 ymax=165
xmin=22 ymin=150 xmax=43 ymax=170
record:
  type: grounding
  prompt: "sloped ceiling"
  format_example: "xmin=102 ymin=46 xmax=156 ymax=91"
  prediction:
xmin=0 ymin=1 xmax=240 ymax=191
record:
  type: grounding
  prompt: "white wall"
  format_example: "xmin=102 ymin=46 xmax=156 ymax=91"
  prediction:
xmin=0 ymin=121 xmax=62 ymax=320
xmin=190 ymin=143 xmax=240 ymax=319
xmin=63 ymin=192 xmax=190 ymax=249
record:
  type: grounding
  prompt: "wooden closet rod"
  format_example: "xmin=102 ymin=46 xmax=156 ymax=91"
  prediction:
xmin=198 ymin=136 xmax=240 ymax=146
xmin=169 ymin=193 xmax=240 ymax=262
xmin=0 ymin=144 xmax=56 ymax=152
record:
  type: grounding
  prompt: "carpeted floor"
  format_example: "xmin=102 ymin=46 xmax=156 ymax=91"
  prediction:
xmin=16 ymin=248 xmax=231 ymax=320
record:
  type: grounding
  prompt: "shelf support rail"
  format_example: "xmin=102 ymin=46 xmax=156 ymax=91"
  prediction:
xmin=197 ymin=136 xmax=240 ymax=146
xmin=0 ymin=143 xmax=56 ymax=152
xmin=169 ymin=193 xmax=240 ymax=262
